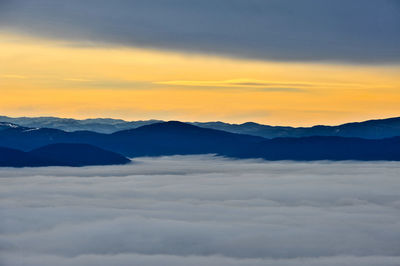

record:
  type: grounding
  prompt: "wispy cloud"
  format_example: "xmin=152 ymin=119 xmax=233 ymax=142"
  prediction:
xmin=62 ymin=79 xmax=153 ymax=89
xmin=63 ymin=78 xmax=93 ymax=82
xmin=1 ymin=74 xmax=28 ymax=79
xmin=59 ymin=79 xmax=306 ymax=92
xmin=156 ymin=79 xmax=311 ymax=92
xmin=156 ymin=79 xmax=314 ymax=87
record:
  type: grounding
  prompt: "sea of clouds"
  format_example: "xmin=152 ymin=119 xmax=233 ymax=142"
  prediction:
xmin=1 ymin=155 xmax=400 ymax=266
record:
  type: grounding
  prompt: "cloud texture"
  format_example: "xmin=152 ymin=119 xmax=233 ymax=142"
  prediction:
xmin=1 ymin=155 xmax=400 ymax=265
xmin=0 ymin=0 xmax=399 ymax=63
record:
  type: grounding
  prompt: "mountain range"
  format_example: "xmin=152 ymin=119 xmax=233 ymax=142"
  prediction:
xmin=1 ymin=115 xmax=400 ymax=139
xmin=0 ymin=121 xmax=263 ymax=157
xmin=1 ymin=119 xmax=400 ymax=164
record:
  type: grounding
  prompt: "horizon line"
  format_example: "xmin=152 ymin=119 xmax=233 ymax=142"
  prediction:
xmin=1 ymin=114 xmax=399 ymax=129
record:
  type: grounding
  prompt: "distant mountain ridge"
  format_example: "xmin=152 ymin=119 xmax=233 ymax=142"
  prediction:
xmin=1 ymin=115 xmax=400 ymax=139
xmin=194 ymin=117 xmax=400 ymax=139
xmin=0 ymin=116 xmax=162 ymax=133
xmin=1 ymin=120 xmax=400 ymax=162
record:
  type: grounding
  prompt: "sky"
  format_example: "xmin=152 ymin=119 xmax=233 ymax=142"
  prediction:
xmin=0 ymin=0 xmax=399 ymax=126
xmin=1 ymin=156 xmax=400 ymax=265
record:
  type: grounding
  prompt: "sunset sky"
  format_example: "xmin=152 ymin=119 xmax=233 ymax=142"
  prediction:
xmin=1 ymin=0 xmax=399 ymax=126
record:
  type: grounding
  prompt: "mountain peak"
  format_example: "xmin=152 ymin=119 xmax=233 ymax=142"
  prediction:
xmin=132 ymin=121 xmax=200 ymax=132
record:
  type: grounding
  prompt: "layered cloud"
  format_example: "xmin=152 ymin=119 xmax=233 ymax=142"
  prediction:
xmin=1 ymin=155 xmax=400 ymax=265
xmin=0 ymin=0 xmax=399 ymax=63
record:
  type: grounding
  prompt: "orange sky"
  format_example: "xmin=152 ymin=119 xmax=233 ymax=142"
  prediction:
xmin=1 ymin=33 xmax=399 ymax=126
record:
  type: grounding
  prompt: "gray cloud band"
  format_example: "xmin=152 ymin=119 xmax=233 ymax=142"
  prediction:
xmin=0 ymin=0 xmax=399 ymax=64
xmin=1 ymin=155 xmax=400 ymax=266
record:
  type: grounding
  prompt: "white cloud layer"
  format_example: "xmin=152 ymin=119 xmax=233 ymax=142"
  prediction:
xmin=1 ymin=155 xmax=400 ymax=266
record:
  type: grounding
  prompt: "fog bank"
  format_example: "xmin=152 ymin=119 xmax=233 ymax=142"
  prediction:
xmin=1 ymin=155 xmax=400 ymax=265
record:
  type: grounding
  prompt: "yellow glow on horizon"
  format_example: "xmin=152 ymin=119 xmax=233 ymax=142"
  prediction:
xmin=1 ymin=32 xmax=399 ymax=126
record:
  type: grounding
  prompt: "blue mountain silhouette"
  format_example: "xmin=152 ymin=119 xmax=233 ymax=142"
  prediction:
xmin=0 ymin=143 xmax=130 ymax=167
xmin=0 ymin=120 xmax=400 ymax=163
xmin=2 ymin=116 xmax=400 ymax=138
